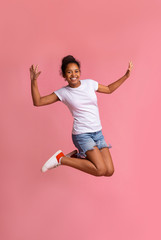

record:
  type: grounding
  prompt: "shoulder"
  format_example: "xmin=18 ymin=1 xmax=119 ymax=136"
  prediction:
xmin=54 ymin=85 xmax=68 ymax=93
xmin=54 ymin=85 xmax=68 ymax=101
xmin=82 ymin=79 xmax=96 ymax=83
xmin=82 ymin=79 xmax=98 ymax=91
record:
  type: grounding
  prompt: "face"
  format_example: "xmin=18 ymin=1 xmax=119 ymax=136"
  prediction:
xmin=64 ymin=63 xmax=81 ymax=88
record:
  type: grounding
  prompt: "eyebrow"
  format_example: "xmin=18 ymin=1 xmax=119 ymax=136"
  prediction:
xmin=66 ymin=68 xmax=79 ymax=71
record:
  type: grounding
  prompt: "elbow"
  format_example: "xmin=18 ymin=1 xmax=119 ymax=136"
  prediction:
xmin=33 ymin=103 xmax=38 ymax=107
xmin=33 ymin=101 xmax=40 ymax=107
xmin=33 ymin=97 xmax=42 ymax=107
xmin=107 ymin=86 xmax=112 ymax=94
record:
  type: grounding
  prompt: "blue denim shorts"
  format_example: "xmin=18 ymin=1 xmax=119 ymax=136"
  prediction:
xmin=72 ymin=130 xmax=112 ymax=158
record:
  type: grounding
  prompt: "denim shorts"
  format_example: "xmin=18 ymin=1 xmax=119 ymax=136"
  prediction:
xmin=72 ymin=130 xmax=112 ymax=158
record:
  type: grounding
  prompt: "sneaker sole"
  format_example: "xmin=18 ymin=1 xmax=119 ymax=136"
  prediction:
xmin=41 ymin=150 xmax=62 ymax=172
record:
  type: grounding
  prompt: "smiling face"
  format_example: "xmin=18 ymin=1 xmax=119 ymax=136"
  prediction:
xmin=64 ymin=63 xmax=81 ymax=88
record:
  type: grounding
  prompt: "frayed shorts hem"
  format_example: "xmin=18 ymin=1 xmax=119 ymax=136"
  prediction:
xmin=72 ymin=130 xmax=112 ymax=158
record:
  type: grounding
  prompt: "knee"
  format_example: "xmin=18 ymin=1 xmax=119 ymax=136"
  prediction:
xmin=96 ymin=167 xmax=107 ymax=177
xmin=104 ymin=167 xmax=114 ymax=177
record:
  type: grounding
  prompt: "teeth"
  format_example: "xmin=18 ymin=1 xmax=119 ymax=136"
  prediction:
xmin=71 ymin=78 xmax=76 ymax=80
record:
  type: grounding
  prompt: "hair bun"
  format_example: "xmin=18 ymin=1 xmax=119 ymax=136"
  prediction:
xmin=62 ymin=55 xmax=75 ymax=64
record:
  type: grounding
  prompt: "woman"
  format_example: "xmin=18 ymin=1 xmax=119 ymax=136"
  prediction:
xmin=30 ymin=55 xmax=133 ymax=177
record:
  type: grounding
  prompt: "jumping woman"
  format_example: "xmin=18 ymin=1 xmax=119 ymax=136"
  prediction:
xmin=30 ymin=55 xmax=133 ymax=177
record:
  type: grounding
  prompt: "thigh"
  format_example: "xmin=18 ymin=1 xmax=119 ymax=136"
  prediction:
xmin=72 ymin=133 xmax=96 ymax=158
xmin=86 ymin=146 xmax=107 ymax=171
xmin=100 ymin=147 xmax=114 ymax=175
xmin=93 ymin=130 xmax=111 ymax=150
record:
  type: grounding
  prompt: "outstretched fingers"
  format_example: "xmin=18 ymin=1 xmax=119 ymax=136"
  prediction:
xmin=128 ymin=61 xmax=133 ymax=71
xmin=29 ymin=64 xmax=41 ymax=80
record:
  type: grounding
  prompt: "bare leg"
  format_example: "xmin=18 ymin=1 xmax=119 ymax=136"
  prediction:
xmin=100 ymin=147 xmax=114 ymax=176
xmin=66 ymin=150 xmax=78 ymax=158
xmin=61 ymin=146 xmax=110 ymax=177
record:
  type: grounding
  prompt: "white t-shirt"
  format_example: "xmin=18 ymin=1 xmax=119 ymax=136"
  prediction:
xmin=54 ymin=79 xmax=102 ymax=135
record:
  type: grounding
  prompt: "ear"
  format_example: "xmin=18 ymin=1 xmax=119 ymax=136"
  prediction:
xmin=63 ymin=75 xmax=67 ymax=81
xmin=62 ymin=73 xmax=66 ymax=79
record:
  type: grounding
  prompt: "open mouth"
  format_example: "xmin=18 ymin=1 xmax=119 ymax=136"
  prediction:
xmin=71 ymin=78 xmax=77 ymax=81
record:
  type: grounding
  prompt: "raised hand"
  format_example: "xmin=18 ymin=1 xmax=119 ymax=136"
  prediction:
xmin=125 ymin=61 xmax=133 ymax=77
xmin=128 ymin=61 xmax=133 ymax=71
xmin=29 ymin=64 xmax=41 ymax=81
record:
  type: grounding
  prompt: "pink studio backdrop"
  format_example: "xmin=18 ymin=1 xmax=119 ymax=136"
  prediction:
xmin=1 ymin=0 xmax=161 ymax=239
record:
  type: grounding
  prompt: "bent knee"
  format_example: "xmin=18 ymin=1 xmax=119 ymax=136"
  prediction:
xmin=104 ymin=168 xmax=114 ymax=177
xmin=96 ymin=167 xmax=107 ymax=177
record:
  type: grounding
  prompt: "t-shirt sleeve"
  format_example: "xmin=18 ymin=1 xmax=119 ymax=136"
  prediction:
xmin=89 ymin=79 xmax=98 ymax=91
xmin=54 ymin=87 xmax=65 ymax=101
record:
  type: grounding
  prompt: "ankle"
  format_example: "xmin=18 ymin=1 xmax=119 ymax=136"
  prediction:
xmin=61 ymin=156 xmax=68 ymax=165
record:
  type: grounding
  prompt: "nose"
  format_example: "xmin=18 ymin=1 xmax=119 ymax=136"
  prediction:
xmin=71 ymin=73 xmax=76 ymax=77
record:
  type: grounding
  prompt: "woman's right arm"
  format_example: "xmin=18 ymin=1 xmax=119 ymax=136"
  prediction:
xmin=30 ymin=65 xmax=59 ymax=106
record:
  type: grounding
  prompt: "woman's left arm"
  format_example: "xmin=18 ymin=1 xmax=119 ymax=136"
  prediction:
xmin=97 ymin=61 xmax=133 ymax=94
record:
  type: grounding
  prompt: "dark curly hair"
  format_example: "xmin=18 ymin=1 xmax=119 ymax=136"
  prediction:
xmin=61 ymin=55 xmax=81 ymax=77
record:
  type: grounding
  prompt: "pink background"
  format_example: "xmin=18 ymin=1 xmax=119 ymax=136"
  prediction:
xmin=1 ymin=0 xmax=161 ymax=239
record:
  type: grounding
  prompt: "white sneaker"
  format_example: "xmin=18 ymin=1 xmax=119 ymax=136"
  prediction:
xmin=41 ymin=150 xmax=64 ymax=172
